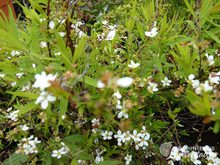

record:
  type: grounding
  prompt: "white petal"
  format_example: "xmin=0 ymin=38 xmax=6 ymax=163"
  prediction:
xmin=116 ymin=77 xmax=133 ymax=88
xmin=41 ymin=100 xmax=49 ymax=109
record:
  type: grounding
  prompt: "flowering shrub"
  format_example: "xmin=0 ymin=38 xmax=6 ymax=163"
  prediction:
xmin=0 ymin=0 xmax=220 ymax=164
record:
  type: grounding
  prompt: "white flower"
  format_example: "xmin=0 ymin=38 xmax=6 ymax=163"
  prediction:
xmin=113 ymin=91 xmax=122 ymax=99
xmin=59 ymin=32 xmax=66 ymax=37
xmin=19 ymin=124 xmax=29 ymax=131
xmin=95 ymin=155 xmax=104 ymax=164
xmin=49 ymin=21 xmax=55 ymax=29
xmin=205 ymin=53 xmax=215 ymax=66
xmin=114 ymin=130 xmax=126 ymax=146
xmin=11 ymin=50 xmax=21 ymax=56
xmin=128 ymin=60 xmax=140 ymax=69
xmin=145 ymin=27 xmax=158 ymax=37
xmin=203 ymin=145 xmax=213 ymax=155
xmin=40 ymin=41 xmax=47 ymax=48
xmin=16 ymin=72 xmax=24 ymax=79
xmin=106 ymin=28 xmax=116 ymax=40
xmin=91 ymin=118 xmax=100 ymax=128
xmin=179 ymin=145 xmax=189 ymax=155
xmin=138 ymin=133 xmax=149 ymax=149
xmin=33 ymin=71 xmax=56 ymax=91
xmin=147 ymin=82 xmax=158 ymax=93
xmin=51 ymin=143 xmax=69 ymax=159
xmin=102 ymin=20 xmax=108 ymax=25
xmin=54 ymin=52 xmax=61 ymax=56
xmin=209 ymin=73 xmax=220 ymax=84
xmin=116 ymin=77 xmax=133 ymax=88
xmin=11 ymin=82 xmax=17 ymax=87
xmin=188 ymin=74 xmax=195 ymax=80
xmin=125 ymin=154 xmax=132 ymax=165
xmin=118 ymin=109 xmax=129 ymax=119
xmin=101 ymin=130 xmax=113 ymax=140
xmin=169 ymin=146 xmax=181 ymax=161
xmin=7 ymin=110 xmax=20 ymax=121
xmin=161 ymin=77 xmax=172 ymax=87
xmin=35 ymin=91 xmax=56 ymax=109
xmin=32 ymin=63 xmax=36 ymax=69
xmin=191 ymin=80 xmax=200 ymax=89
xmin=131 ymin=130 xmax=141 ymax=143
xmin=189 ymin=151 xmax=201 ymax=165
xmin=51 ymin=150 xmax=62 ymax=159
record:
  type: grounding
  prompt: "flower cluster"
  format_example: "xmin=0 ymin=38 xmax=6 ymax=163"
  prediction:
xmin=188 ymin=73 xmax=220 ymax=95
xmin=16 ymin=136 xmax=41 ymax=155
xmin=168 ymin=145 xmax=220 ymax=165
xmin=33 ymin=71 xmax=57 ymax=109
xmin=51 ymin=142 xmax=69 ymax=159
xmin=113 ymin=126 xmax=151 ymax=150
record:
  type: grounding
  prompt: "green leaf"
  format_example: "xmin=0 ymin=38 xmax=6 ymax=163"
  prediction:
xmin=186 ymin=90 xmax=211 ymax=116
xmin=58 ymin=96 xmax=69 ymax=125
xmin=213 ymin=121 xmax=220 ymax=134
xmin=7 ymin=91 xmax=38 ymax=99
xmin=3 ymin=153 xmax=28 ymax=165
xmin=64 ymin=134 xmax=84 ymax=144
xmin=14 ymin=101 xmax=37 ymax=115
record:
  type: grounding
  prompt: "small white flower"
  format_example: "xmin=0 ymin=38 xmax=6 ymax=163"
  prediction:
xmin=35 ymin=91 xmax=56 ymax=109
xmin=125 ymin=154 xmax=132 ymax=165
xmin=191 ymin=80 xmax=200 ymax=89
xmin=205 ymin=53 xmax=215 ymax=66
xmin=102 ymin=20 xmax=108 ymax=25
xmin=113 ymin=91 xmax=122 ymax=99
xmin=209 ymin=73 xmax=220 ymax=84
xmin=51 ymin=143 xmax=69 ymax=159
xmin=138 ymin=133 xmax=149 ymax=149
xmin=7 ymin=110 xmax=20 ymax=121
xmin=106 ymin=29 xmax=116 ymax=40
xmin=145 ymin=27 xmax=158 ymax=38
xmin=33 ymin=71 xmax=56 ymax=91
xmin=11 ymin=82 xmax=17 ymax=87
xmin=188 ymin=74 xmax=195 ymax=80
xmin=147 ymin=82 xmax=158 ymax=93
xmin=59 ymin=32 xmax=66 ymax=37
xmin=114 ymin=130 xmax=125 ymax=146
xmin=116 ymin=77 xmax=133 ymax=88
xmin=118 ymin=109 xmax=129 ymax=119
xmin=95 ymin=155 xmax=104 ymax=164
xmin=32 ymin=63 xmax=36 ymax=69
xmin=19 ymin=124 xmax=29 ymax=131
xmin=16 ymin=72 xmax=24 ymax=79
xmin=40 ymin=41 xmax=47 ymax=48
xmin=54 ymin=52 xmax=61 ymax=56
xmin=49 ymin=21 xmax=55 ymax=29
xmin=11 ymin=50 xmax=21 ymax=56
xmin=161 ymin=77 xmax=172 ymax=87
xmin=203 ymin=145 xmax=213 ymax=155
xmin=189 ymin=151 xmax=201 ymax=165
xmin=169 ymin=146 xmax=181 ymax=161
xmin=101 ymin=130 xmax=113 ymax=140
xmin=91 ymin=118 xmax=100 ymax=128
xmin=128 ymin=60 xmax=140 ymax=69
